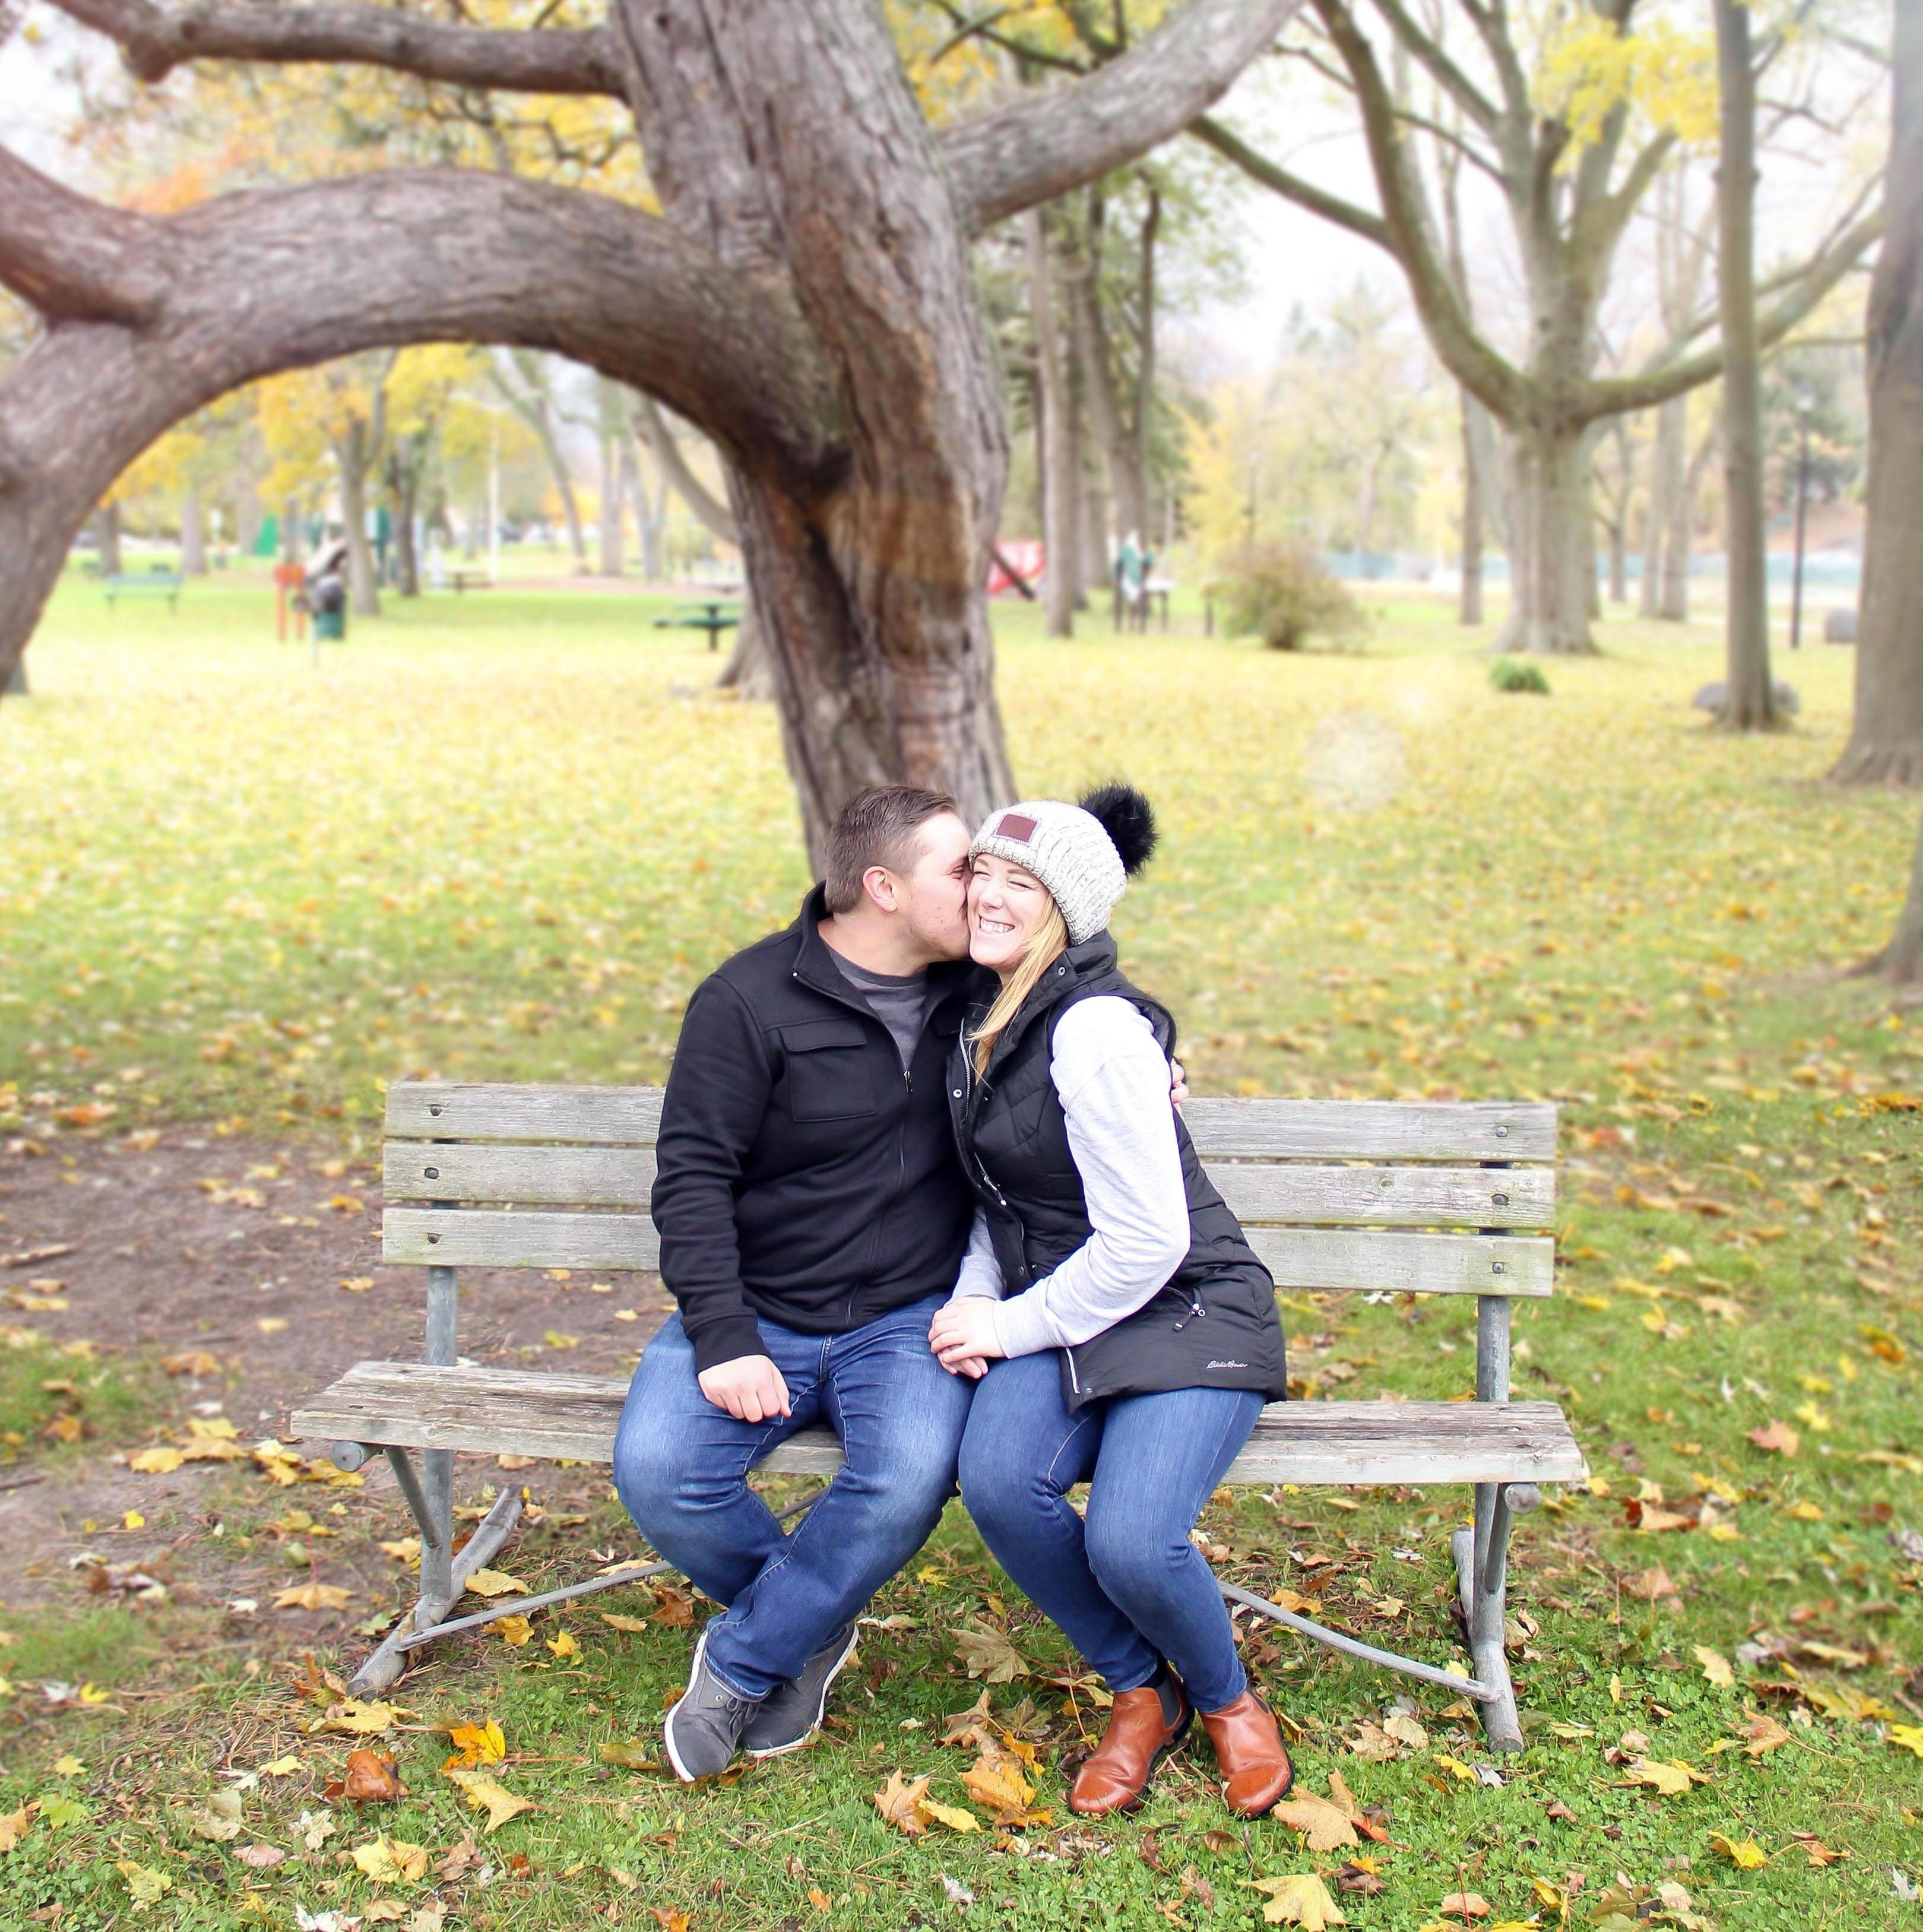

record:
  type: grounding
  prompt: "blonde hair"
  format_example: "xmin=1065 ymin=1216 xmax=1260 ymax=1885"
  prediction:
xmin=970 ymin=898 xmax=1069 ymax=1078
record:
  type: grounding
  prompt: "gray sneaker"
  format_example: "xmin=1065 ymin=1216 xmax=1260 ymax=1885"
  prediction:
xmin=663 ymin=1629 xmax=765 ymax=1782
xmin=741 ymin=1621 xmax=860 ymax=1759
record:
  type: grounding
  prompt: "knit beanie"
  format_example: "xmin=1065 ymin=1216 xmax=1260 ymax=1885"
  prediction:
xmin=968 ymin=783 xmax=1158 ymax=944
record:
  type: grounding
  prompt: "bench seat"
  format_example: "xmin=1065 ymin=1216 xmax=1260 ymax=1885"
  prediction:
xmin=293 ymin=1359 xmax=1586 ymax=1489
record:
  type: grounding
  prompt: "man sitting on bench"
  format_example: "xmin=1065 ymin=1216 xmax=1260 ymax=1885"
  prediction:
xmin=613 ymin=786 xmax=988 ymax=1780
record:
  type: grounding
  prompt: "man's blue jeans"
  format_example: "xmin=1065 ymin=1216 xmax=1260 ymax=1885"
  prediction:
xmin=612 ymin=1296 xmax=973 ymax=1700
xmin=957 ymin=1351 xmax=1263 ymax=1714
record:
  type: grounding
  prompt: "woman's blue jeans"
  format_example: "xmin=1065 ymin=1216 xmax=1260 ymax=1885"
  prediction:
xmin=957 ymin=1351 xmax=1263 ymax=1715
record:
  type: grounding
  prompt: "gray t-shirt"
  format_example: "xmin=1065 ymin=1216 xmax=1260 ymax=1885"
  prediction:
xmin=831 ymin=955 xmax=933 ymax=1071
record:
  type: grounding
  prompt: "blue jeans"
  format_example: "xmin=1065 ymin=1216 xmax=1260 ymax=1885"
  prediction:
xmin=957 ymin=1352 xmax=1263 ymax=1715
xmin=612 ymin=1296 xmax=972 ymax=1700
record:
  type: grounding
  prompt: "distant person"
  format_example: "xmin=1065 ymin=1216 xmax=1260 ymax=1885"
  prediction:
xmin=927 ymin=785 xmax=1293 ymax=1819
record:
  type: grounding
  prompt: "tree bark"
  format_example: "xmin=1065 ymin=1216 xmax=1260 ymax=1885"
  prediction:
xmin=716 ymin=600 xmax=774 ymax=697
xmin=1024 ymin=203 xmax=1079 ymax=637
xmin=617 ymin=428 xmax=658 ymax=579
xmin=179 ymin=480 xmax=207 ymax=574
xmin=1072 ymin=191 xmax=1148 ymax=546
xmin=1712 ymin=0 xmax=1776 ymax=728
xmin=1852 ymin=816 xmax=1922 ymax=990
xmin=337 ymin=418 xmax=381 ymax=617
xmin=389 ymin=440 xmax=421 ymax=597
xmin=598 ymin=432 xmax=624 ymax=575
xmin=1832 ymin=0 xmax=1922 ymax=787
xmin=1457 ymin=391 xmax=1484 ymax=625
xmin=1495 ymin=426 xmax=1594 ymax=654
xmin=1640 ymin=397 xmax=1684 ymax=617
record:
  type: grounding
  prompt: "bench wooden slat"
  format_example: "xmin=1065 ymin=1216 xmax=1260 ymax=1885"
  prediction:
xmin=385 ymin=1142 xmax=1552 ymax=1230
xmin=384 ymin=1207 xmax=1549 ymax=1296
xmin=387 ymin=1084 xmax=1557 ymax=1166
xmin=292 ymin=1360 xmax=1588 ymax=1487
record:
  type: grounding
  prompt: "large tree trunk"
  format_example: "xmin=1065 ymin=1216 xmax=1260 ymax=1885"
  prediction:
xmin=1458 ymin=391 xmax=1484 ymax=625
xmin=1640 ymin=397 xmax=1684 ymax=617
xmin=179 ymin=482 xmax=207 ymax=574
xmin=1832 ymin=0 xmax=1922 ymax=787
xmin=598 ymin=433 xmax=625 ymax=575
xmin=1024 ymin=203 xmax=1079 ymax=638
xmin=618 ymin=429 xmax=660 ymax=579
xmin=1496 ymin=424 xmax=1594 ymax=654
xmin=391 ymin=448 xmax=421 ymax=597
xmin=1712 ymin=0 xmax=1776 ymax=727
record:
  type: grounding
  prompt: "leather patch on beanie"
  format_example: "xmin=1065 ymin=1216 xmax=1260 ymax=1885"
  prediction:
xmin=997 ymin=813 xmax=1038 ymax=842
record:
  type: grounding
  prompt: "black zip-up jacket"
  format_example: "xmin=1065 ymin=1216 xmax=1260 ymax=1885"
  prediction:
xmin=948 ymin=933 xmax=1287 ymax=1410
xmin=651 ymin=887 xmax=986 ymax=1373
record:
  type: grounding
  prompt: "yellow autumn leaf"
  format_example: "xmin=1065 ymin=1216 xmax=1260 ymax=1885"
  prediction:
xmin=1435 ymin=1754 xmax=1477 ymax=1782
xmin=258 ymin=1757 xmax=303 ymax=1778
xmin=445 ymin=1719 xmax=506 ymax=1767
xmin=463 ymin=1569 xmax=529 ymax=1599
xmin=116 ymin=1860 xmax=172 ymax=1905
xmin=445 ymin=1767 xmax=533 ymax=1832
xmin=1249 ymin=1874 xmax=1347 ymax=1929
xmin=0 ymin=1807 xmax=30 ymax=1852
xmin=491 ymin=1614 xmax=535 ymax=1647
xmin=1270 ymin=1795 xmax=1359 ymax=1851
xmin=127 ymin=1448 xmax=184 ymax=1474
xmin=1709 ymin=1832 xmax=1769 ymax=1868
xmin=546 ymin=1630 xmax=582 ymax=1660
xmin=1692 ymin=1645 xmax=1734 ymax=1687
xmin=1886 ymin=1724 xmax=1923 ymax=1758
xmin=273 ymin=1583 xmax=353 ymax=1611
xmin=1619 ymin=1757 xmax=1705 ymax=1794
xmin=352 ymin=1832 xmax=430 ymax=1884
xmin=914 ymin=1794 xmax=981 ymax=1833
xmin=600 ymin=1613 xmax=650 ymax=1632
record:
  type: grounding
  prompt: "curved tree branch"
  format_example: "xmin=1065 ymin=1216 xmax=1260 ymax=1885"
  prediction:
xmin=48 ymin=0 xmax=628 ymax=92
xmin=0 ymin=148 xmax=170 ymax=322
xmin=0 ymin=153 xmax=847 ymax=687
xmin=636 ymin=394 xmax=738 ymax=544
xmin=940 ymin=0 xmax=1304 ymax=231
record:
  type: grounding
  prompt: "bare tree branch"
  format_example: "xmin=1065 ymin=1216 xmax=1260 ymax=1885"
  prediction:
xmin=636 ymin=394 xmax=737 ymax=543
xmin=47 ymin=0 xmax=628 ymax=93
xmin=1366 ymin=0 xmax=1500 ymax=131
xmin=1190 ymin=114 xmax=1395 ymax=250
xmin=939 ymin=0 xmax=1304 ymax=230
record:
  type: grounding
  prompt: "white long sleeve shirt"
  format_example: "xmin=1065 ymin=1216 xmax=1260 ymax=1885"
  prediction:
xmin=950 ymin=996 xmax=1191 ymax=1358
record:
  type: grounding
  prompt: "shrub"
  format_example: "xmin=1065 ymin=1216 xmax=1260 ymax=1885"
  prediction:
xmin=1490 ymin=655 xmax=1550 ymax=694
xmin=1213 ymin=541 xmax=1367 ymax=652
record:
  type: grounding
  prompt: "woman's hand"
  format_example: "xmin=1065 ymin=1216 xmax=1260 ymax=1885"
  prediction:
xmin=929 ymin=1297 xmax=1006 ymax=1377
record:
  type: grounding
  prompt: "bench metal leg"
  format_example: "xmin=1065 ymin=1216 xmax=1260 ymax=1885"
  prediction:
xmin=1453 ymin=1294 xmax=1526 ymax=1752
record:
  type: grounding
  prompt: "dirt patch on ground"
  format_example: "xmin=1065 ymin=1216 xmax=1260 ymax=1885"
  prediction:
xmin=0 ymin=1127 xmax=673 ymax=1632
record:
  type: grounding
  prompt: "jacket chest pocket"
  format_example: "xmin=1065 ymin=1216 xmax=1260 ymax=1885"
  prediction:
xmin=781 ymin=1019 xmax=879 ymax=1123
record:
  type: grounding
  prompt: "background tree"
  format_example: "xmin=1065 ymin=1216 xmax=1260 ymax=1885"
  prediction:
xmin=1193 ymin=0 xmax=1883 ymax=653
xmin=1830 ymin=0 xmax=1921 ymax=786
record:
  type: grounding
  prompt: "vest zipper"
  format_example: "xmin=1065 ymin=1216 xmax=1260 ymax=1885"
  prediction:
xmin=1172 ymin=1297 xmax=1208 ymax=1332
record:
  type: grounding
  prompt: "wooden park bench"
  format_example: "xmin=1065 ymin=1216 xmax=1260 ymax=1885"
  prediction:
xmin=292 ymin=1085 xmax=1585 ymax=1749
xmin=104 ymin=569 xmax=183 ymax=611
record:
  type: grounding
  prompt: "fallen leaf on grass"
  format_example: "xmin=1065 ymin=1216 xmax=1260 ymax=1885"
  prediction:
xmin=874 ymin=1769 xmax=935 ymax=1836
xmin=954 ymin=1620 xmax=1025 ymax=1683
xmin=1747 ymin=1421 xmax=1800 ymax=1458
xmin=0 ymin=1806 xmax=30 ymax=1852
xmin=1887 ymin=1723 xmax=1923 ymax=1758
xmin=960 ymin=1751 xmax=1041 ymax=1823
xmin=917 ymin=1794 xmax=981 ymax=1834
xmin=1691 ymin=1645 xmax=1733 ymax=1687
xmin=127 ymin=1447 xmax=185 ymax=1474
xmin=1618 ymin=1757 xmax=1708 ymax=1795
xmin=598 ymin=1738 xmax=655 ymax=1771
xmin=600 ymin=1613 xmax=651 ymax=1633
xmin=311 ymin=1697 xmax=400 ymax=1736
xmin=1736 ymin=1714 xmax=1790 ymax=1757
xmin=1435 ymin=1754 xmax=1477 ymax=1782
xmin=1440 ymin=1890 xmax=1490 ymax=1921
xmin=649 ymin=1585 xmax=695 ymax=1627
xmin=648 ymin=1911 xmax=690 ymax=1932
xmin=1247 ymin=1874 xmax=1347 ymax=1928
xmin=1708 ymin=1832 xmax=1769 ymax=1868
xmin=490 ymin=1614 xmax=534 ymax=1647
xmin=445 ymin=1720 xmax=506 ymax=1768
xmin=1623 ymin=1566 xmax=1679 ymax=1604
xmin=462 ymin=1569 xmax=528 ymax=1600
xmin=445 ymin=1766 xmax=532 ymax=1832
xmin=1270 ymin=1795 xmax=1358 ymax=1852
xmin=1335 ymin=1861 xmax=1384 ymax=1895
xmin=115 ymin=1860 xmax=171 ymax=1906
xmin=1628 ymin=1501 xmax=1697 ymax=1534
xmin=235 ymin=1843 xmax=286 ymax=1869
xmin=274 ymin=1583 xmax=353 ymax=1613
xmin=327 ymin=1749 xmax=406 ymax=1801
xmin=352 ymin=1832 xmax=430 ymax=1885
xmin=188 ymin=1788 xmax=243 ymax=1841
xmin=546 ymin=1630 xmax=581 ymax=1661
xmin=161 ymin=1351 xmax=223 ymax=1377
xmin=259 ymin=1756 xmax=303 ymax=1778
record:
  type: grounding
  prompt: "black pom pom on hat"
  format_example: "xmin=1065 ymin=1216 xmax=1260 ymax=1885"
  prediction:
xmin=1078 ymin=782 xmax=1158 ymax=876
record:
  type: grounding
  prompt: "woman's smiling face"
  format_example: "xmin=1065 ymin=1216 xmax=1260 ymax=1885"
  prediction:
xmin=967 ymin=854 xmax=1052 ymax=976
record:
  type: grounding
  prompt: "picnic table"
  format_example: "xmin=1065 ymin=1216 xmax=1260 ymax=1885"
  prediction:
xmin=447 ymin=570 xmax=494 ymax=593
xmin=104 ymin=570 xmax=183 ymax=612
xmin=294 ymin=1085 xmax=1585 ymax=1750
xmin=653 ymin=598 xmax=742 ymax=650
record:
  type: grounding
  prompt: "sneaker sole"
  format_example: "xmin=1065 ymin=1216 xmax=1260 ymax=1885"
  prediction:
xmin=743 ymin=1623 xmax=860 ymax=1760
xmin=662 ymin=1629 xmax=717 ymax=1785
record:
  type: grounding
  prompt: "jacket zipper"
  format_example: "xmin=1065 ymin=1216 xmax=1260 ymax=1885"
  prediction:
xmin=1172 ymin=1297 xmax=1208 ymax=1331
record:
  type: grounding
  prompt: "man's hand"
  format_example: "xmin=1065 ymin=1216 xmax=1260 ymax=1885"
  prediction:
xmin=929 ymin=1297 xmax=1006 ymax=1377
xmin=696 ymin=1354 xmax=793 ymax=1423
xmin=1170 ymin=1057 xmax=1189 ymax=1106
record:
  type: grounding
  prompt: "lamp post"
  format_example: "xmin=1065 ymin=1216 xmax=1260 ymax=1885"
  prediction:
xmin=1788 ymin=385 xmax=1813 ymax=651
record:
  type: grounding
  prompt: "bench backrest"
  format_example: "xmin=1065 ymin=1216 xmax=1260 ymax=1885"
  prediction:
xmin=383 ymin=1084 xmax=1556 ymax=1304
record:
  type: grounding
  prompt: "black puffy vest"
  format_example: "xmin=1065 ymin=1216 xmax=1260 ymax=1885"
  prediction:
xmin=946 ymin=934 xmax=1287 ymax=1410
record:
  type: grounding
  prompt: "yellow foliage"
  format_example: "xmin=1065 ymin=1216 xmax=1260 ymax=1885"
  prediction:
xmin=1535 ymin=15 xmax=1719 ymax=154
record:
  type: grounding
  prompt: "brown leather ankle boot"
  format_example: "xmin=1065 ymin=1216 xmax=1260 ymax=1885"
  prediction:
xmin=1068 ymin=1680 xmax=1193 ymax=1816
xmin=1198 ymin=1690 xmax=1293 ymax=1817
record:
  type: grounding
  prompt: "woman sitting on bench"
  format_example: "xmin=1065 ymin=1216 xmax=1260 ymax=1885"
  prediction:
xmin=926 ymin=786 xmax=1293 ymax=1819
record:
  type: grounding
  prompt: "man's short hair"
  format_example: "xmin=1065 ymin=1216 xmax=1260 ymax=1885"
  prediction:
xmin=823 ymin=784 xmax=960 ymax=914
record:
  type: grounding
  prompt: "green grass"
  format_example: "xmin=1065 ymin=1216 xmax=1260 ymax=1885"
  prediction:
xmin=0 ymin=574 xmax=1918 ymax=1928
